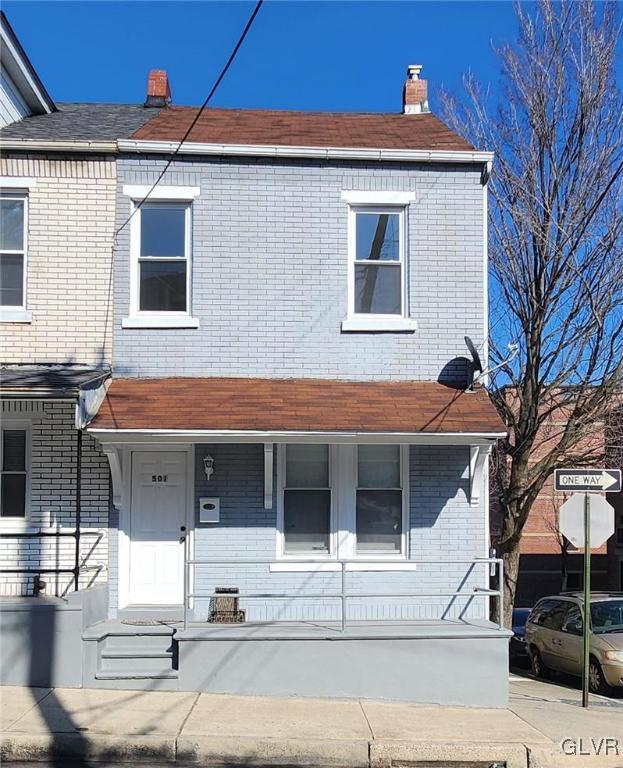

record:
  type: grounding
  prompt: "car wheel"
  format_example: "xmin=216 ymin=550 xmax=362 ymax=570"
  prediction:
xmin=588 ymin=657 xmax=612 ymax=697
xmin=530 ymin=647 xmax=550 ymax=679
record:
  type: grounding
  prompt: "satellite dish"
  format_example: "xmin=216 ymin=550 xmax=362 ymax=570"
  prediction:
xmin=464 ymin=336 xmax=483 ymax=390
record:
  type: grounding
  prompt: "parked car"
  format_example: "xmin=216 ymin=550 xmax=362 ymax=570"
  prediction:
xmin=525 ymin=593 xmax=623 ymax=695
xmin=510 ymin=607 xmax=532 ymax=664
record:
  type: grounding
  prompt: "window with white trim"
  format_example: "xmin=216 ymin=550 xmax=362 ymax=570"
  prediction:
xmin=351 ymin=209 xmax=404 ymax=316
xmin=278 ymin=444 xmax=408 ymax=561
xmin=135 ymin=202 xmax=190 ymax=313
xmin=356 ymin=445 xmax=403 ymax=554
xmin=0 ymin=424 xmax=29 ymax=519
xmin=283 ymin=444 xmax=331 ymax=555
xmin=0 ymin=194 xmax=27 ymax=310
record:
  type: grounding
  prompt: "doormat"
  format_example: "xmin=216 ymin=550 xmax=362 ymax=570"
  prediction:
xmin=120 ymin=619 xmax=182 ymax=626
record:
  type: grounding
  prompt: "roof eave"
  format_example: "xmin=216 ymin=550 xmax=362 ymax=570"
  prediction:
xmin=0 ymin=138 xmax=117 ymax=153
xmin=118 ymin=138 xmax=494 ymax=164
xmin=87 ymin=428 xmax=506 ymax=445
xmin=0 ymin=12 xmax=56 ymax=115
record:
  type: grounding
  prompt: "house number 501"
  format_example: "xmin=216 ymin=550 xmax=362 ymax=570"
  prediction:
xmin=152 ymin=475 xmax=168 ymax=482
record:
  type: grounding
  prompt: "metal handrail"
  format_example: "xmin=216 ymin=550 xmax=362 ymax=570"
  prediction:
xmin=0 ymin=528 xmax=106 ymax=594
xmin=182 ymin=545 xmax=504 ymax=633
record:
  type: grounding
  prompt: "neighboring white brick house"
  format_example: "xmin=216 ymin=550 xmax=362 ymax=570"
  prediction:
xmin=0 ymin=154 xmax=116 ymax=363
xmin=0 ymin=19 xmax=159 ymax=597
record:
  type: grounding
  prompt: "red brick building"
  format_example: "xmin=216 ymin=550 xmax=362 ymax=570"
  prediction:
xmin=491 ymin=394 xmax=622 ymax=607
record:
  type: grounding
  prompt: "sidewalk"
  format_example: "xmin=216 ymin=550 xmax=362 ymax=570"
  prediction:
xmin=1 ymin=679 xmax=622 ymax=767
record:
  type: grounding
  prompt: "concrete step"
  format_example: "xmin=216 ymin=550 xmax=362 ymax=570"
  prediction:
xmin=102 ymin=633 xmax=175 ymax=654
xmin=99 ymin=653 xmax=174 ymax=675
xmin=95 ymin=667 xmax=178 ymax=680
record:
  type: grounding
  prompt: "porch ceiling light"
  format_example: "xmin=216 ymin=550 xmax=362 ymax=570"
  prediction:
xmin=203 ymin=454 xmax=215 ymax=480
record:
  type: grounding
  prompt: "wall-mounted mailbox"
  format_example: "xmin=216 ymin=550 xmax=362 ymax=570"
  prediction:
xmin=199 ymin=497 xmax=220 ymax=523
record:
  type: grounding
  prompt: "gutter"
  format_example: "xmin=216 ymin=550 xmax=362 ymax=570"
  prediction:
xmin=88 ymin=428 xmax=506 ymax=445
xmin=0 ymin=139 xmax=117 ymax=153
xmin=118 ymin=138 xmax=495 ymax=165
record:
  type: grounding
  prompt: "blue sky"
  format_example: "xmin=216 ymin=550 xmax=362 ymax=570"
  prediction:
xmin=4 ymin=1 xmax=520 ymax=112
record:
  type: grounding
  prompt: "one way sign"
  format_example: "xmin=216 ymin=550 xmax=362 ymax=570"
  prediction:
xmin=554 ymin=468 xmax=622 ymax=493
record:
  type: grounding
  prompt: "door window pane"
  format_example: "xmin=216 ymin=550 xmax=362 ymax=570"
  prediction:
xmin=356 ymin=490 xmax=402 ymax=553
xmin=139 ymin=261 xmax=187 ymax=311
xmin=356 ymin=213 xmax=399 ymax=261
xmin=284 ymin=489 xmax=330 ymax=553
xmin=140 ymin=206 xmax=185 ymax=257
xmin=0 ymin=254 xmax=24 ymax=306
xmin=286 ymin=444 xmax=329 ymax=487
xmin=1 ymin=474 xmax=26 ymax=517
xmin=0 ymin=199 xmax=24 ymax=250
xmin=358 ymin=445 xmax=400 ymax=488
xmin=3 ymin=430 xmax=25 ymax=471
xmin=354 ymin=264 xmax=401 ymax=315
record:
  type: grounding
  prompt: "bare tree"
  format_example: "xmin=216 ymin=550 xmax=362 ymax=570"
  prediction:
xmin=442 ymin=0 xmax=623 ymax=626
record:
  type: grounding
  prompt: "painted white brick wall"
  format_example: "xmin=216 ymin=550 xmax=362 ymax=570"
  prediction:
xmin=113 ymin=157 xmax=485 ymax=381
xmin=0 ymin=400 xmax=110 ymax=597
xmin=0 ymin=155 xmax=116 ymax=364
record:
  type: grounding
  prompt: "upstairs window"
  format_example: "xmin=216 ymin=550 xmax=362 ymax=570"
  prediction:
xmin=0 ymin=426 xmax=29 ymax=519
xmin=138 ymin=203 xmax=189 ymax=313
xmin=353 ymin=210 xmax=404 ymax=316
xmin=0 ymin=195 xmax=27 ymax=310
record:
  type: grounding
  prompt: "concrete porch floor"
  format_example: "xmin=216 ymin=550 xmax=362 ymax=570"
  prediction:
xmin=86 ymin=616 xmax=508 ymax=640
xmin=2 ymin=678 xmax=622 ymax=767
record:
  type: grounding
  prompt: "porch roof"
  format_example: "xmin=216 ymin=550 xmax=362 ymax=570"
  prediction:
xmin=88 ymin=377 xmax=505 ymax=441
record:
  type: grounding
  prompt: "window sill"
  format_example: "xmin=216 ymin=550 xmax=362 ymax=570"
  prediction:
xmin=0 ymin=521 xmax=33 ymax=532
xmin=0 ymin=309 xmax=32 ymax=323
xmin=122 ymin=314 xmax=200 ymax=329
xmin=341 ymin=317 xmax=417 ymax=333
xmin=270 ymin=561 xmax=417 ymax=573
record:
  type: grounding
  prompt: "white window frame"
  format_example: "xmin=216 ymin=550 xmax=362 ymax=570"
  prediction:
xmin=0 ymin=192 xmax=31 ymax=323
xmin=0 ymin=419 xmax=31 ymax=527
xmin=341 ymin=191 xmax=417 ymax=333
xmin=122 ymin=185 xmax=200 ymax=329
xmin=275 ymin=444 xmax=410 ymax=566
xmin=276 ymin=444 xmax=336 ymax=560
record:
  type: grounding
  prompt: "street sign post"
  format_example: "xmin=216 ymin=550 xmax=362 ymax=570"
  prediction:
xmin=555 ymin=469 xmax=619 ymax=708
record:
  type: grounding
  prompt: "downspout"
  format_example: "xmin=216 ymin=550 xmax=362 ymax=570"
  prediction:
xmin=74 ymin=428 xmax=82 ymax=592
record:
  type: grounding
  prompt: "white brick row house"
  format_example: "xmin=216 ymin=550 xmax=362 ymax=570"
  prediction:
xmin=0 ymin=14 xmax=511 ymax=706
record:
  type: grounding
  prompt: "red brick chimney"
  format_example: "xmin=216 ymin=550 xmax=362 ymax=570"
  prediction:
xmin=403 ymin=65 xmax=429 ymax=114
xmin=145 ymin=69 xmax=171 ymax=108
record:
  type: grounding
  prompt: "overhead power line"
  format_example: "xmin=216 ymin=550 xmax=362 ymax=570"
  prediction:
xmin=114 ymin=0 xmax=264 ymax=241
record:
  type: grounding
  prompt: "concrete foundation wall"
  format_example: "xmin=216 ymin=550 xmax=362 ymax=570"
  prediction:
xmin=177 ymin=633 xmax=509 ymax=707
xmin=0 ymin=585 xmax=107 ymax=687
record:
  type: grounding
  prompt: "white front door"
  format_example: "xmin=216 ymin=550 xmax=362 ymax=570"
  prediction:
xmin=129 ymin=451 xmax=187 ymax=605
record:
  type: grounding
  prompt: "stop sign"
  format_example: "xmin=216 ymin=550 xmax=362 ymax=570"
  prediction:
xmin=559 ymin=493 xmax=615 ymax=549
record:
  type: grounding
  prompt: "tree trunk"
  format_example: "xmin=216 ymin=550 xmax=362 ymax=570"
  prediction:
xmin=492 ymin=543 xmax=521 ymax=628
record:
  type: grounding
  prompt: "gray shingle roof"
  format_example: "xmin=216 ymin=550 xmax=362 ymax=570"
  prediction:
xmin=0 ymin=102 xmax=161 ymax=142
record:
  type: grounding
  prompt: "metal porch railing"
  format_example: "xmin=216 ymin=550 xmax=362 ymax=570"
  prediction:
xmin=182 ymin=546 xmax=504 ymax=632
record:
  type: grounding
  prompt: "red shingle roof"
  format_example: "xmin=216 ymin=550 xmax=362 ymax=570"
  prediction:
xmin=131 ymin=107 xmax=474 ymax=152
xmin=89 ymin=377 xmax=505 ymax=435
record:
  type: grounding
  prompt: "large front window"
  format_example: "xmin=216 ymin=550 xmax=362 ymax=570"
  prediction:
xmin=356 ymin=445 xmax=403 ymax=554
xmin=0 ymin=195 xmax=27 ymax=309
xmin=279 ymin=444 xmax=407 ymax=559
xmin=283 ymin=444 xmax=331 ymax=554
